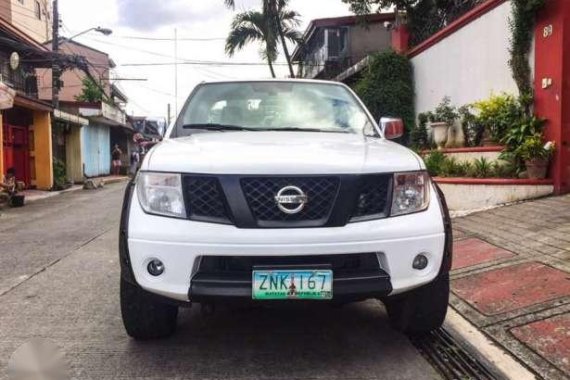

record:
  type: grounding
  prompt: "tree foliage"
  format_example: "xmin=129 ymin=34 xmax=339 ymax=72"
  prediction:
xmin=352 ymin=51 xmax=415 ymax=138
xmin=75 ymin=77 xmax=104 ymax=103
xmin=224 ymin=0 xmax=302 ymax=77
xmin=225 ymin=5 xmax=301 ymax=78
xmin=341 ymin=0 xmax=417 ymax=14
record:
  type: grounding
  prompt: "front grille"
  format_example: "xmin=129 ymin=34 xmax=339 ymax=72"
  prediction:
xmin=241 ymin=177 xmax=339 ymax=223
xmin=198 ymin=253 xmax=381 ymax=277
xmin=352 ymin=175 xmax=391 ymax=219
xmin=183 ymin=176 xmax=230 ymax=222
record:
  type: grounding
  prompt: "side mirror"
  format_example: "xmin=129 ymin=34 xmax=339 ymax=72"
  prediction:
xmin=380 ymin=117 xmax=404 ymax=140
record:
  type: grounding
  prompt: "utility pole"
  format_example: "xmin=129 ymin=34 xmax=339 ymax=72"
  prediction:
xmin=174 ymin=28 xmax=179 ymax=117
xmin=51 ymin=0 xmax=60 ymax=109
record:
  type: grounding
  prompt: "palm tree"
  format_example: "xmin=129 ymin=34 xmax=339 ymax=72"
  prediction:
xmin=225 ymin=5 xmax=301 ymax=78
xmin=226 ymin=10 xmax=279 ymax=77
xmin=224 ymin=0 xmax=301 ymax=77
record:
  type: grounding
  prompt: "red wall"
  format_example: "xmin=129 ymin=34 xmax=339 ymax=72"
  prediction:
xmin=534 ymin=0 xmax=570 ymax=194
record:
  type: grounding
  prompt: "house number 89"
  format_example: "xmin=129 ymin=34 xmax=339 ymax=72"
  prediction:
xmin=543 ymin=25 xmax=553 ymax=38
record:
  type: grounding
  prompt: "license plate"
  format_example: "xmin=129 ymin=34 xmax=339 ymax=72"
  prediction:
xmin=252 ymin=269 xmax=333 ymax=300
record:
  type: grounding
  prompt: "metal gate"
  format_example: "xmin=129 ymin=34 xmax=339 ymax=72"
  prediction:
xmin=2 ymin=123 xmax=30 ymax=186
xmin=82 ymin=124 xmax=110 ymax=177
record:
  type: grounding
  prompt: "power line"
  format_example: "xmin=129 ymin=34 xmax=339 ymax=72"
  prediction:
xmin=81 ymin=36 xmax=309 ymax=68
xmin=113 ymin=35 xmax=226 ymax=42
xmin=119 ymin=61 xmax=311 ymax=67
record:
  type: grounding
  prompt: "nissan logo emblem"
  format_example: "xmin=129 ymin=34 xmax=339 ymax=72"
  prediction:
xmin=274 ymin=186 xmax=308 ymax=215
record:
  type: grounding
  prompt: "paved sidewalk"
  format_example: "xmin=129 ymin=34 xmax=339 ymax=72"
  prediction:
xmin=451 ymin=195 xmax=570 ymax=379
xmin=19 ymin=176 xmax=129 ymax=203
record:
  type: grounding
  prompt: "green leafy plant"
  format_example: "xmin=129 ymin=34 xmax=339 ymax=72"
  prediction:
xmin=438 ymin=157 xmax=459 ymax=177
xmin=501 ymin=115 xmax=545 ymax=152
xmin=352 ymin=51 xmax=415 ymax=139
xmin=410 ymin=112 xmax=429 ymax=149
xmin=492 ymin=160 xmax=517 ymax=178
xmin=75 ymin=77 xmax=104 ymax=103
xmin=431 ymin=96 xmax=458 ymax=126
xmin=471 ymin=157 xmax=493 ymax=178
xmin=53 ymin=158 xmax=68 ymax=191
xmin=458 ymin=104 xmax=484 ymax=147
xmin=423 ymin=151 xmax=446 ymax=177
xmin=515 ymin=135 xmax=555 ymax=161
xmin=472 ymin=93 xmax=522 ymax=143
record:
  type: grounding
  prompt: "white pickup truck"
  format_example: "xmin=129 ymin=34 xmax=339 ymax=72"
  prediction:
xmin=119 ymin=79 xmax=453 ymax=339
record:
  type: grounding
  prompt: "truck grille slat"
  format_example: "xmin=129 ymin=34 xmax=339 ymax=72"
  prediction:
xmin=241 ymin=177 xmax=339 ymax=223
xmin=181 ymin=174 xmax=392 ymax=228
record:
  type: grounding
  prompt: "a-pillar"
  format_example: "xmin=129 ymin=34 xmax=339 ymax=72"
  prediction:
xmin=33 ymin=110 xmax=53 ymax=190
xmin=534 ymin=0 xmax=570 ymax=194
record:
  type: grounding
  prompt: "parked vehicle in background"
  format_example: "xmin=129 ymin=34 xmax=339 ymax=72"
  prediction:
xmin=119 ymin=79 xmax=453 ymax=339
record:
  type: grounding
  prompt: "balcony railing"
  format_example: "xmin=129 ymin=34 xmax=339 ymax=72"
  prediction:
xmin=0 ymin=56 xmax=39 ymax=98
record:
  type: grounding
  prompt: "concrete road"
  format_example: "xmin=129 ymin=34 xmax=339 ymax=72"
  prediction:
xmin=0 ymin=183 xmax=441 ymax=380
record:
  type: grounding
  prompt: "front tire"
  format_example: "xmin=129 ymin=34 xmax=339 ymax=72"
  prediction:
xmin=120 ymin=278 xmax=179 ymax=340
xmin=385 ymin=274 xmax=449 ymax=334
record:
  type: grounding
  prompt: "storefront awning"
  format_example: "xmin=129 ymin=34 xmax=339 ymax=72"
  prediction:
xmin=53 ymin=109 xmax=89 ymax=126
xmin=14 ymin=93 xmax=53 ymax=112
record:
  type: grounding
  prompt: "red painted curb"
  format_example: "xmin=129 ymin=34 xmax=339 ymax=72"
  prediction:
xmin=422 ymin=146 xmax=504 ymax=154
xmin=408 ymin=0 xmax=508 ymax=58
xmin=434 ymin=177 xmax=554 ymax=185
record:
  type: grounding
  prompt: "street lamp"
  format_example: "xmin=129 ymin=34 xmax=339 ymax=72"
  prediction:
xmin=66 ymin=27 xmax=113 ymax=41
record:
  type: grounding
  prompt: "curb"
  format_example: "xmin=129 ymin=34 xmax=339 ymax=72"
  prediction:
xmin=23 ymin=185 xmax=83 ymax=204
xmin=444 ymin=308 xmax=537 ymax=380
xmin=102 ymin=176 xmax=129 ymax=185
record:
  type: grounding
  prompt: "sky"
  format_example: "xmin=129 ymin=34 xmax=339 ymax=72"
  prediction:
xmin=58 ymin=0 xmax=353 ymax=119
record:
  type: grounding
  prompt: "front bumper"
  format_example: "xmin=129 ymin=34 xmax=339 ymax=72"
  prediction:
xmin=122 ymin=183 xmax=447 ymax=303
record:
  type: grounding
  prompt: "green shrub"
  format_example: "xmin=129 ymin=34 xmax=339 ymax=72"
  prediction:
xmin=423 ymin=151 xmax=446 ymax=177
xmin=53 ymin=158 xmax=67 ymax=191
xmin=516 ymin=135 xmax=555 ymax=161
xmin=471 ymin=157 xmax=493 ymax=178
xmin=458 ymin=105 xmax=484 ymax=147
xmin=431 ymin=96 xmax=459 ymax=126
xmin=352 ymin=51 xmax=415 ymax=140
xmin=492 ymin=160 xmax=517 ymax=178
xmin=473 ymin=94 xmax=523 ymax=143
xmin=410 ymin=112 xmax=430 ymax=150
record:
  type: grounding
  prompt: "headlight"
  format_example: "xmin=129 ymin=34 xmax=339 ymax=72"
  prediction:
xmin=137 ymin=172 xmax=186 ymax=218
xmin=391 ymin=171 xmax=430 ymax=216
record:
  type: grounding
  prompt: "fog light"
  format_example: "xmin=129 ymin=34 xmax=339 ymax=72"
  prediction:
xmin=412 ymin=254 xmax=429 ymax=270
xmin=147 ymin=259 xmax=164 ymax=276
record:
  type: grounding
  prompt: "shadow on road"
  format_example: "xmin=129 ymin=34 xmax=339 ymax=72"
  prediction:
xmin=115 ymin=302 xmax=437 ymax=380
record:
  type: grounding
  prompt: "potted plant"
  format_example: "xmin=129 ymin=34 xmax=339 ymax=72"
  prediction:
xmin=516 ymin=135 xmax=555 ymax=179
xmin=430 ymin=97 xmax=458 ymax=149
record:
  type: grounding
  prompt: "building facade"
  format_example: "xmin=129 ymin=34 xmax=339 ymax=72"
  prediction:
xmin=38 ymin=40 xmax=131 ymax=178
xmin=292 ymin=14 xmax=395 ymax=80
xmin=0 ymin=17 xmax=54 ymax=190
xmin=0 ymin=0 xmax=52 ymax=43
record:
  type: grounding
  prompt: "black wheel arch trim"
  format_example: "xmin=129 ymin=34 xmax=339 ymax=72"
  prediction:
xmin=434 ymin=182 xmax=453 ymax=274
xmin=119 ymin=180 xmax=137 ymax=285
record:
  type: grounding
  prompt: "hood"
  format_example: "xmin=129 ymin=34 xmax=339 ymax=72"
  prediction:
xmin=144 ymin=132 xmax=423 ymax=175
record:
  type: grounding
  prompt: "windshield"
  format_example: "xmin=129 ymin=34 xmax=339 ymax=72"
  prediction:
xmin=175 ymin=81 xmax=376 ymax=136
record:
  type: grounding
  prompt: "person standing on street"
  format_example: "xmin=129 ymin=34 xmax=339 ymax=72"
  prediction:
xmin=112 ymin=145 xmax=123 ymax=176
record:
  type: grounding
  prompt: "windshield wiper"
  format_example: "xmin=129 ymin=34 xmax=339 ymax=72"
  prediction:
xmin=182 ymin=123 xmax=257 ymax=132
xmin=257 ymin=127 xmax=351 ymax=133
